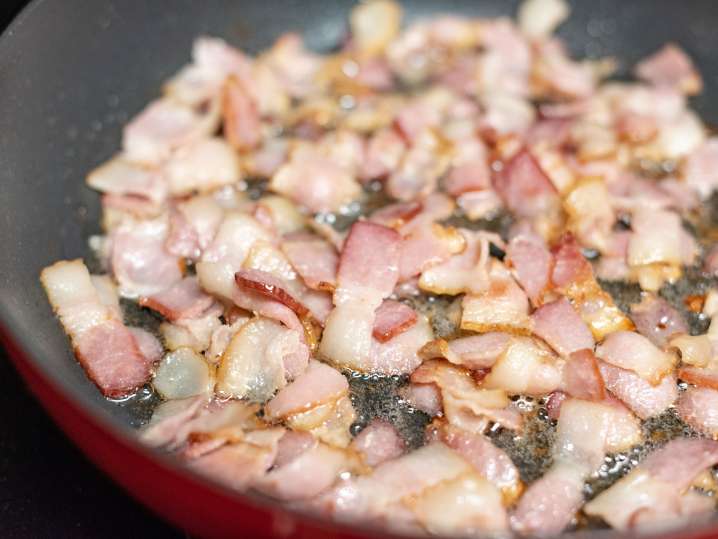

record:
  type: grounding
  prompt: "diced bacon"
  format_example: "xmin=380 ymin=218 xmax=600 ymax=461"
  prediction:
xmin=281 ymin=234 xmax=338 ymax=291
xmin=265 ymin=360 xmax=348 ymax=420
xmin=314 ymin=443 xmax=472 ymax=522
xmin=518 ymin=0 xmax=569 ymax=37
xmin=561 ymin=350 xmax=605 ymax=401
xmin=393 ymin=100 xmax=441 ymax=144
xmin=444 ymin=160 xmax=491 ymax=197
xmin=140 ymin=396 xmax=208 ymax=448
xmin=418 ymin=229 xmax=491 ymax=295
xmin=513 ymin=398 xmax=641 ymax=535
xmin=531 ymin=297 xmax=595 ymax=356
xmin=630 ymin=294 xmax=688 ymax=347
xmin=188 ymin=430 xmax=284 ymax=491
xmin=40 ymin=260 xmax=152 ymax=397
xmin=483 ymin=336 xmax=563 ymax=396
xmin=635 ymin=43 xmax=702 ymax=95
xmin=234 ymin=269 xmax=309 ymax=318
xmin=595 ymin=331 xmax=675 ymax=384
xmin=164 ymin=36 xmax=253 ymax=107
xmin=683 ymin=138 xmax=718 ymax=200
xmin=678 ymin=366 xmax=718 ymax=390
xmin=111 ymin=217 xmax=184 ymax=299
xmin=506 ymin=232 xmax=553 ymax=304
xmin=399 ymin=383 xmax=443 ymax=416
xmin=511 ymin=462 xmax=585 ymax=536
xmin=419 ymin=332 xmax=511 ymax=370
xmin=479 ymin=19 xmax=531 ymax=97
xmin=677 ymin=386 xmax=718 ymax=438
xmin=628 ymin=208 xmax=695 ymax=268
xmin=246 ymin=138 xmax=289 ymax=178
xmin=101 ymin=194 xmax=163 ymax=224
xmin=456 ymin=190 xmax=504 ymax=221
xmin=139 ymin=276 xmax=214 ymax=321
xmin=216 ymin=317 xmax=308 ymax=401
xmin=413 ymin=360 xmax=521 ymax=432
xmin=551 ymin=234 xmax=592 ymax=288
xmin=598 ymin=361 xmax=677 ymax=419
xmin=460 ymin=261 xmax=531 ymax=334
xmin=563 ymin=178 xmax=614 ymax=252
xmin=545 ymin=390 xmax=567 ymax=420
xmin=87 ymin=156 xmax=167 ymax=205
xmin=273 ymin=430 xmax=315 ymax=468
xmin=264 ymin=33 xmax=322 ymax=99
xmin=584 ymin=438 xmax=718 ymax=530
xmin=123 ymin=98 xmax=215 ymax=165
xmin=166 ymin=195 xmax=224 ymax=261
xmin=409 ymin=472 xmax=509 ymax=535
xmin=164 ymin=137 xmax=241 ymax=196
xmin=270 ymin=150 xmax=361 ymax=213
xmin=372 ymin=300 xmax=417 ymax=343
xmin=254 ymin=441 xmax=354 ymax=501
xmin=493 ymin=149 xmax=559 ymax=219
xmin=320 ymin=222 xmax=401 ymax=371
xmin=127 ymin=327 xmax=164 ymax=365
xmin=197 ymin=213 xmax=272 ymax=299
xmin=534 ymin=39 xmax=597 ymax=100
xmin=360 ymin=128 xmax=406 ymax=183
xmin=366 ymin=313 xmax=433 ymax=375
xmin=222 ymin=75 xmax=261 ymax=151
xmin=160 ymin=304 xmax=224 ymax=353
xmin=431 ymin=422 xmax=522 ymax=500
xmin=351 ymin=420 xmax=405 ymax=467
xmin=369 ymin=201 xmax=423 ymax=229
xmin=399 ymin=223 xmax=465 ymax=283
xmin=387 ymin=130 xmax=449 ymax=201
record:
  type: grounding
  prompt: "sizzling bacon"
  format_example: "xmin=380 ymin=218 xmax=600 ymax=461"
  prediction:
xmin=351 ymin=420 xmax=406 ymax=467
xmin=493 ymin=149 xmax=559 ymax=219
xmin=222 ymin=75 xmax=261 ymax=151
xmin=419 ymin=332 xmax=511 ymax=370
xmin=635 ymin=43 xmax=703 ymax=95
xmin=585 ymin=438 xmax=718 ymax=529
xmin=40 ymin=260 xmax=152 ymax=397
xmin=372 ymin=300 xmax=417 ymax=343
xmin=139 ymin=276 xmax=214 ymax=321
xmin=531 ymin=297 xmax=595 ymax=356
xmin=598 ymin=361 xmax=677 ymax=419
xmin=281 ymin=233 xmax=338 ymax=291
xmin=506 ymin=232 xmax=553 ymax=305
xmin=677 ymin=386 xmax=718 ymax=438
xmin=630 ymin=294 xmax=688 ymax=347
xmin=595 ymin=330 xmax=675 ymax=384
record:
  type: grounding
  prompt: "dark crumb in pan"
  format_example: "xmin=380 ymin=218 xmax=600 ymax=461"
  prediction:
xmin=347 ymin=371 xmax=431 ymax=450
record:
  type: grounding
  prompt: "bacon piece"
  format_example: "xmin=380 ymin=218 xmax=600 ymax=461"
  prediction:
xmin=139 ymin=276 xmax=214 ymax=321
xmin=531 ymin=297 xmax=594 ymax=357
xmin=460 ymin=261 xmax=531 ymax=334
xmin=444 ymin=160 xmax=491 ymax=197
xmin=387 ymin=130 xmax=449 ymax=201
xmin=561 ymin=350 xmax=605 ymax=401
xmin=281 ymin=234 xmax=338 ymax=291
xmin=545 ymin=391 xmax=567 ymax=420
xmin=585 ymin=438 xmax=718 ymax=530
xmin=254 ymin=439 xmax=355 ymax=501
xmin=482 ymin=336 xmax=563 ymax=396
xmin=87 ymin=156 xmax=167 ymax=205
xmin=431 ymin=422 xmax=521 ymax=501
xmin=166 ymin=195 xmax=224 ymax=261
xmin=270 ymin=150 xmax=361 ymax=213
xmin=628 ymin=208 xmax=696 ymax=271
xmin=479 ymin=19 xmax=531 ymax=97
xmin=595 ymin=331 xmax=675 ymax=384
xmin=399 ymin=383 xmax=443 ymax=416
xmin=598 ymin=361 xmax=677 ymax=419
xmin=216 ymin=317 xmax=308 ymax=401
xmin=40 ymin=260 xmax=152 ymax=397
xmin=683 ymin=138 xmax=718 ymax=200
xmin=677 ymin=386 xmax=718 ymax=438
xmin=456 ymin=190 xmax=504 ymax=221
xmin=630 ymin=294 xmax=688 ymax=347
xmin=369 ymin=200 xmax=423 ymax=229
xmin=412 ymin=360 xmax=521 ymax=432
xmin=372 ymin=300 xmax=417 ymax=343
xmin=551 ymin=234 xmax=592 ymax=288
xmin=678 ymin=366 xmax=718 ymax=390
xmin=315 ymin=443 xmax=472 ymax=523
xmin=320 ymin=222 xmax=402 ymax=372
xmin=140 ymin=396 xmax=208 ymax=448
xmin=351 ymin=420 xmax=405 ymax=467
xmin=512 ymin=398 xmax=641 ymax=535
xmin=399 ymin=223 xmax=465 ymax=283
xmin=111 ymin=217 xmax=184 ymax=299
xmin=164 ymin=137 xmax=241 ymax=196
xmin=128 ymin=327 xmax=164 ymax=364
xmin=122 ymin=98 xmax=215 ymax=165
xmin=419 ymin=332 xmax=511 ymax=370
xmin=265 ymin=360 xmax=348 ymax=420
xmin=518 ymin=0 xmax=569 ymax=37
xmin=506 ymin=232 xmax=553 ymax=305
xmin=393 ymin=100 xmax=441 ymax=143
xmin=635 ymin=43 xmax=702 ymax=95
xmin=534 ymin=39 xmax=597 ymax=100
xmin=222 ymin=75 xmax=261 ymax=151
xmin=234 ymin=269 xmax=309 ymax=318
xmin=493 ymin=149 xmax=559 ymax=219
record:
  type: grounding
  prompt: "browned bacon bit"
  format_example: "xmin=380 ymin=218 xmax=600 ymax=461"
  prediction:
xmin=234 ymin=269 xmax=309 ymax=318
xmin=372 ymin=299 xmax=418 ymax=342
xmin=684 ymin=294 xmax=706 ymax=313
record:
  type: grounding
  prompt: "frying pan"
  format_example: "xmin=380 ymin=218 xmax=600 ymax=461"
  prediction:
xmin=2 ymin=1 xmax=718 ymax=538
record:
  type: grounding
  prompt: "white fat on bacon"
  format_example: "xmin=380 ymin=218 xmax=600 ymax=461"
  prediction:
xmin=216 ymin=317 xmax=308 ymax=402
xmin=164 ymin=137 xmax=241 ymax=196
xmin=531 ymin=297 xmax=595 ymax=357
xmin=419 ymin=332 xmax=511 ymax=371
xmin=40 ymin=260 xmax=153 ymax=397
xmin=598 ymin=360 xmax=677 ymax=419
xmin=87 ymin=156 xmax=167 ymax=205
xmin=350 ymin=420 xmax=405 ymax=467
xmin=153 ymin=347 xmax=214 ymax=400
xmin=595 ymin=330 xmax=676 ymax=384
xmin=584 ymin=438 xmax=718 ymax=530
